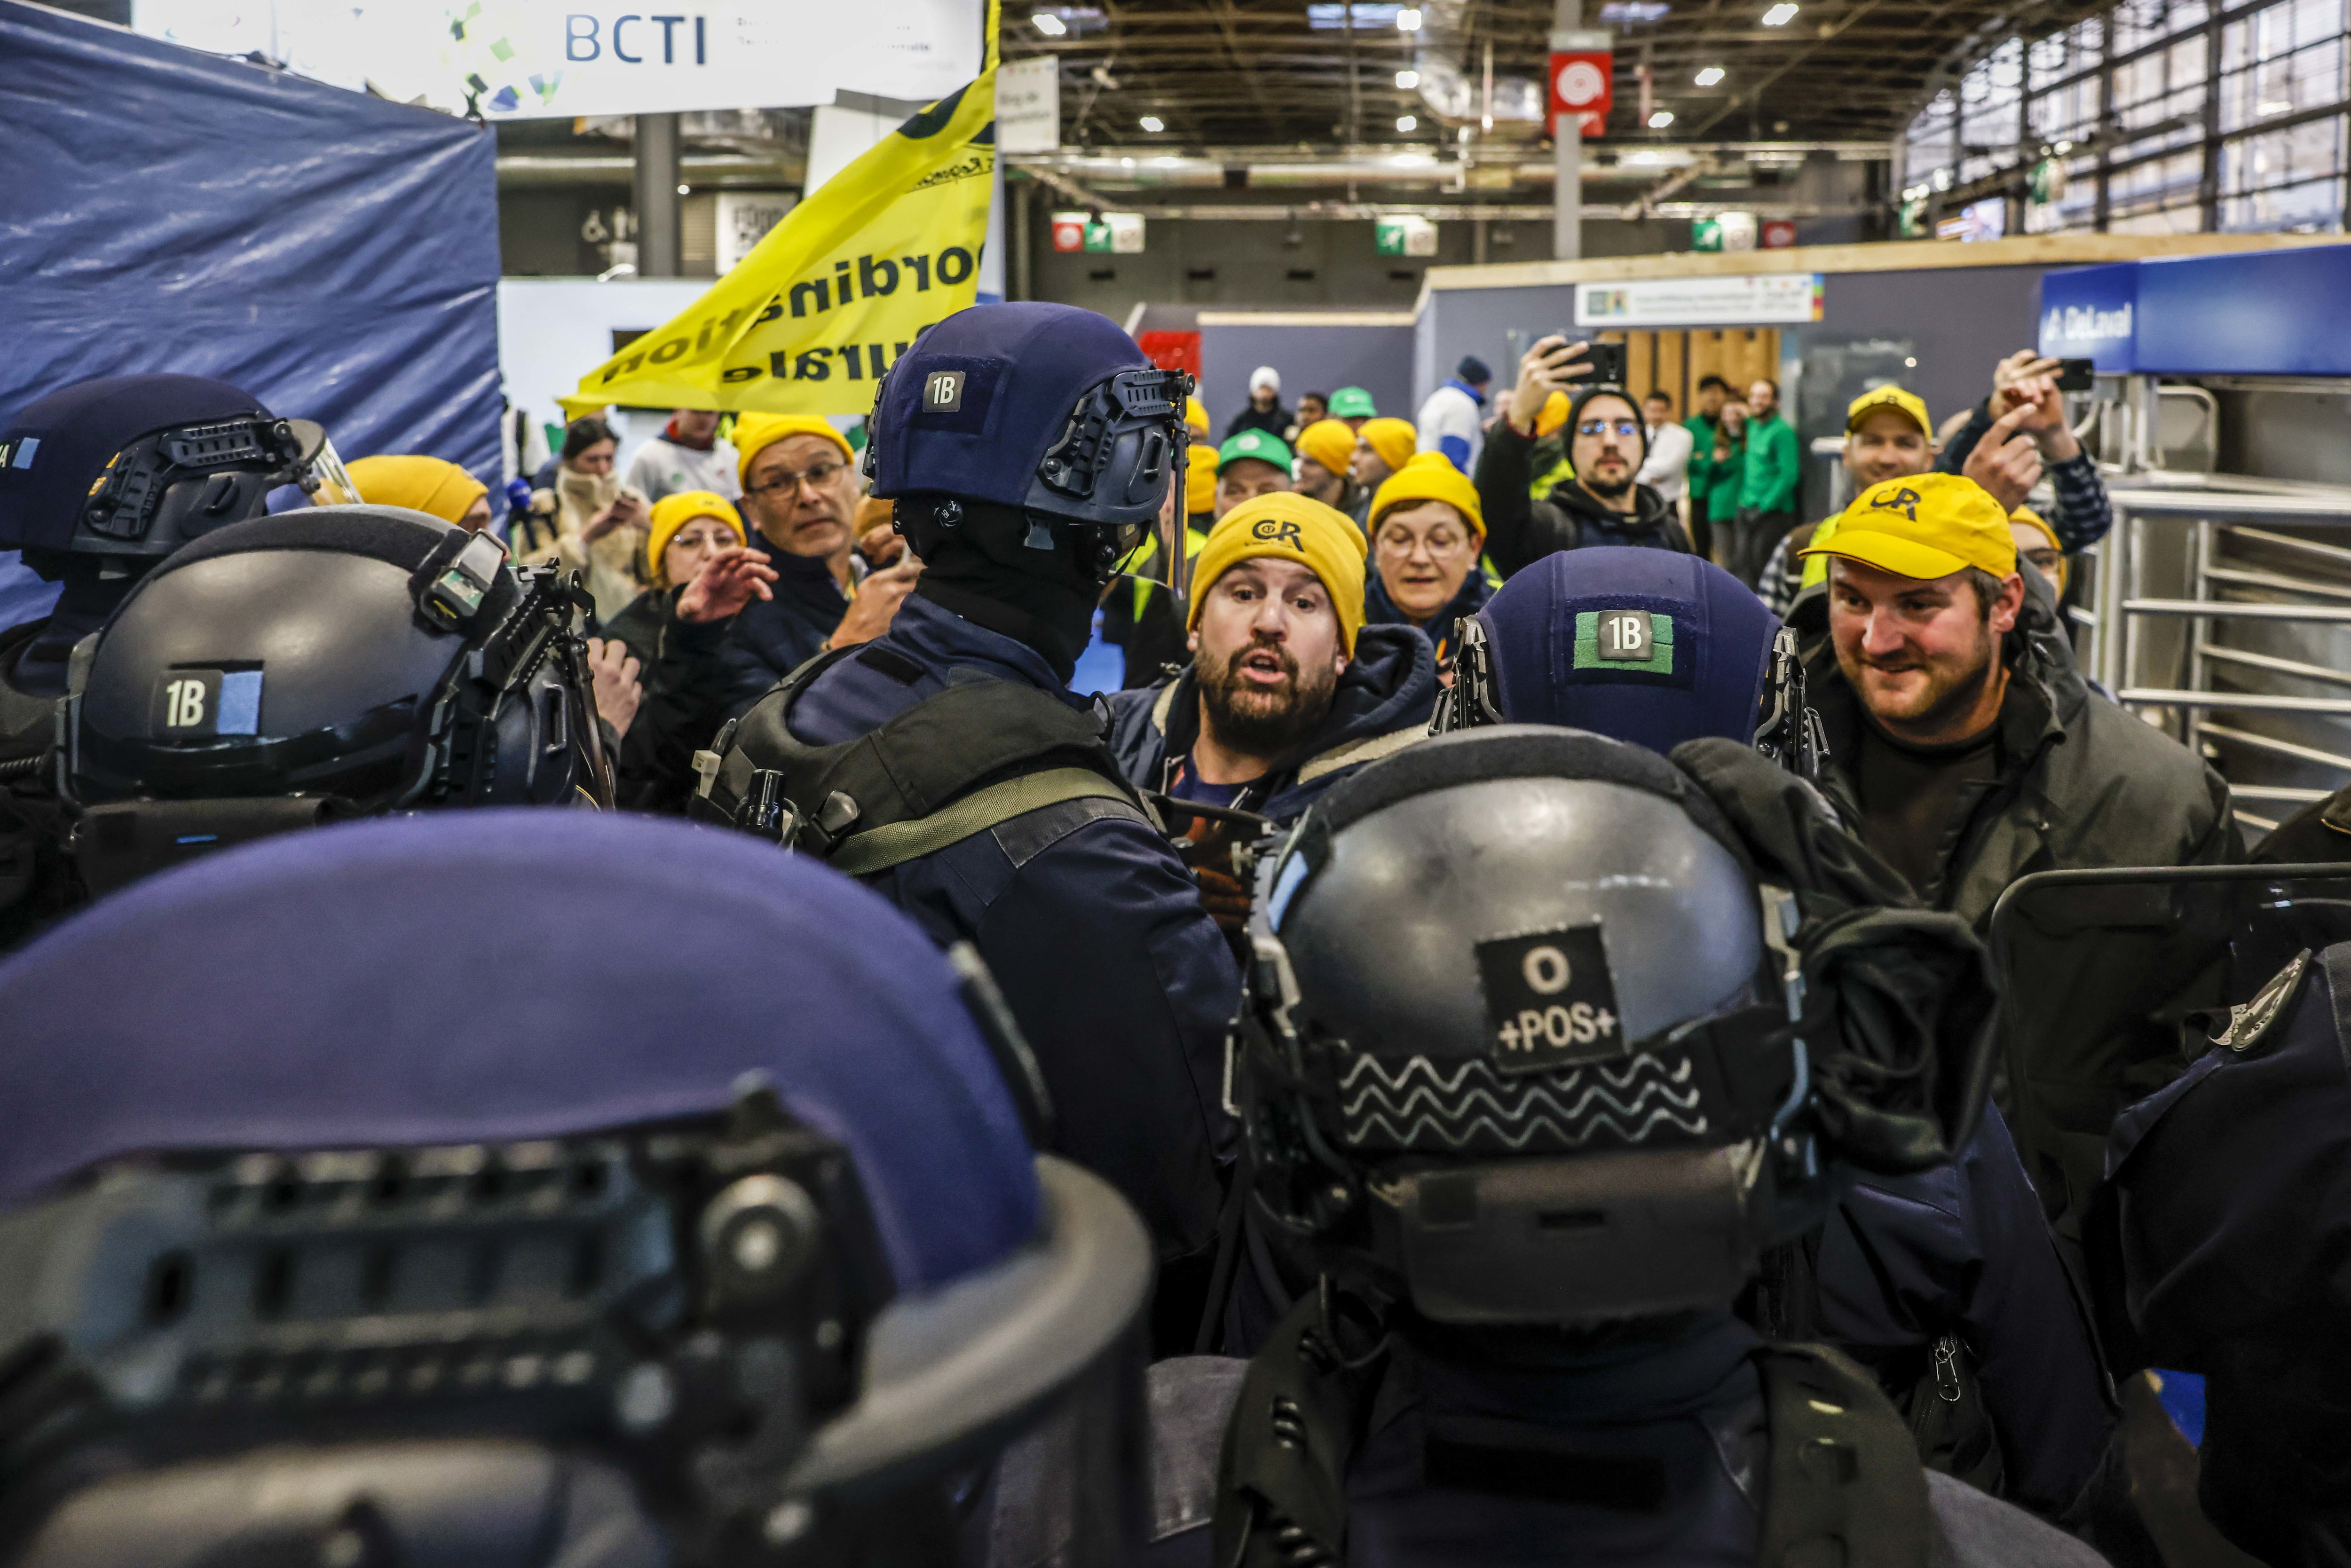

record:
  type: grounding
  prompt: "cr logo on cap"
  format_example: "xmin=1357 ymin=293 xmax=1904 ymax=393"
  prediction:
xmin=1870 ymin=486 xmax=1921 ymax=521
xmin=1250 ymin=518 xmax=1303 ymax=548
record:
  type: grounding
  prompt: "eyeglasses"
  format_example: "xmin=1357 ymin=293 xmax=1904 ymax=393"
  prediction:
xmin=1577 ymin=420 xmax=1642 ymax=438
xmin=746 ymin=459 xmax=846 ymax=497
xmin=1375 ymin=528 xmax=1472 ymax=558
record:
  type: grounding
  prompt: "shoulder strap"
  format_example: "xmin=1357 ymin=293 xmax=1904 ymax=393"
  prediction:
xmin=1755 ymin=1342 xmax=1933 ymax=1568
xmin=827 ymin=766 xmax=1144 ymax=875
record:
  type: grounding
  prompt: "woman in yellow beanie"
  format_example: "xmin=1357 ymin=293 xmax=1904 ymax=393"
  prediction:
xmin=600 ymin=490 xmax=749 ymax=669
xmin=346 ymin=455 xmax=492 ymax=532
xmin=1363 ymin=451 xmax=1499 ymax=673
xmin=1348 ymin=417 xmax=1419 ymax=529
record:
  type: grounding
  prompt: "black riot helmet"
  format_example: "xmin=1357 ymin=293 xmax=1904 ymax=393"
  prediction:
xmin=0 ymin=374 xmax=355 ymax=569
xmin=61 ymin=506 xmax=610 ymax=893
xmin=0 ymin=809 xmax=1153 ymax=1568
xmin=1236 ymin=726 xmax=1828 ymax=1329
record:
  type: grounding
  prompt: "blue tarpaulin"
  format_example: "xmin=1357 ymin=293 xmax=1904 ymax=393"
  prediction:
xmin=0 ymin=0 xmax=502 ymax=627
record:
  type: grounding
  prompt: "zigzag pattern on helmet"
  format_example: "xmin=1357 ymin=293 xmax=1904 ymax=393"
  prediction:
xmin=1337 ymin=1052 xmax=1709 ymax=1153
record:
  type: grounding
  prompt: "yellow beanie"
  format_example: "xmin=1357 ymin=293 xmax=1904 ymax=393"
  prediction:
xmin=645 ymin=489 xmax=745 ymax=584
xmin=1185 ymin=395 xmax=1210 ymax=435
xmin=1294 ymin=418 xmax=1357 ymax=477
xmin=734 ymin=413 xmax=853 ymax=485
xmin=1188 ymin=493 xmax=1368 ymax=655
xmin=1369 ymin=450 xmax=1485 ymax=537
xmin=347 ymin=455 xmax=488 ymax=528
xmin=1357 ymin=417 xmax=1418 ymax=476
xmin=1535 ymin=390 xmax=1571 ymax=438
xmin=1184 ymin=441 xmax=1218 ymax=516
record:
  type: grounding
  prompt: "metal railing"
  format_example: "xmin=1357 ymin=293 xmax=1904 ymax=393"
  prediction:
xmin=2088 ymin=481 xmax=2351 ymax=836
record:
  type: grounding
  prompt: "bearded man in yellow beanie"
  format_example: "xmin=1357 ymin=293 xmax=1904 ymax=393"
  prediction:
xmin=1105 ymin=494 xmax=1440 ymax=923
xmin=717 ymin=412 xmax=922 ymax=718
xmin=1362 ymin=452 xmax=1499 ymax=672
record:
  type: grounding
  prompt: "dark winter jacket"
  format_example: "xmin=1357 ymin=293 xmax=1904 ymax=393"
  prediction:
xmin=600 ymin=589 xmax=667 ymax=672
xmin=1475 ymin=419 xmax=1693 ymax=577
xmin=608 ymin=589 xmax=736 ymax=815
xmin=1804 ymin=572 xmax=2241 ymax=1231
xmin=1104 ymin=622 xmax=1439 ymax=826
xmin=713 ymin=538 xmax=851 ymax=719
xmin=1363 ymin=558 xmax=1497 ymax=670
xmin=788 ymin=594 xmax=1237 ymax=1254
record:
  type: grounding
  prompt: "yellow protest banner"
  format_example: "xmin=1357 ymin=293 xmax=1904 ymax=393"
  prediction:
xmin=560 ymin=73 xmax=996 ymax=418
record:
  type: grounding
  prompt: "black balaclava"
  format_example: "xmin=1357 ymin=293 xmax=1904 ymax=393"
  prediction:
xmin=903 ymin=500 xmax=1104 ymax=682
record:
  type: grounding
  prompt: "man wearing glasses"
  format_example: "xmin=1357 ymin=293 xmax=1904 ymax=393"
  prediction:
xmin=715 ymin=413 xmax=920 ymax=717
xmin=1474 ymin=336 xmax=1695 ymax=577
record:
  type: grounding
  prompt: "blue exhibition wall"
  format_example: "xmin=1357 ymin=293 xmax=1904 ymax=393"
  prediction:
xmin=2040 ymin=242 xmax=2351 ymax=376
xmin=0 ymin=1 xmax=502 ymax=625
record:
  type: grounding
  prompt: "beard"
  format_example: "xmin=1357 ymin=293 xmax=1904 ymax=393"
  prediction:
xmin=1580 ymin=470 xmax=1634 ymax=501
xmin=1198 ymin=637 xmax=1341 ymax=757
xmin=1841 ymin=629 xmax=2000 ymax=735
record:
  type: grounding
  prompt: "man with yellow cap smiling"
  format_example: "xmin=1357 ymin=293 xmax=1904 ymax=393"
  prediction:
xmin=1106 ymin=492 xmax=1437 ymax=888
xmin=1756 ymin=384 xmax=1938 ymax=615
xmin=716 ymin=411 xmax=921 ymax=717
xmin=1800 ymin=471 xmax=2234 ymax=930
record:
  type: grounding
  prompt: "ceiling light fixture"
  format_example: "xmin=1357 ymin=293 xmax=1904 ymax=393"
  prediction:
xmin=1396 ymin=7 xmax=1423 ymax=30
xmin=1694 ymin=66 xmax=1724 ymax=86
xmin=1397 ymin=113 xmax=1419 ymax=131
xmin=1649 ymin=109 xmax=1674 ymax=127
xmin=1761 ymin=2 xmax=1798 ymax=24
xmin=1396 ymin=68 xmax=1420 ymax=88
xmin=1032 ymin=10 xmax=1067 ymax=35
xmin=1139 ymin=114 xmax=1164 ymax=131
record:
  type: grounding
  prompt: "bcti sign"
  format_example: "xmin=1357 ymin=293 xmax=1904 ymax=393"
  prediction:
xmin=1549 ymin=49 xmax=1613 ymax=137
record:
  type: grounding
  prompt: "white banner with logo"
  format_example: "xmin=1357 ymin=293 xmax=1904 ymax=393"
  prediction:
xmin=1573 ymin=273 xmax=1824 ymax=328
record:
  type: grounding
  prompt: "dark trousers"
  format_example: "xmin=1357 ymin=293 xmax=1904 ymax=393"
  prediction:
xmin=1686 ymin=496 xmax=1715 ymax=562
xmin=1726 ymin=507 xmax=1792 ymax=590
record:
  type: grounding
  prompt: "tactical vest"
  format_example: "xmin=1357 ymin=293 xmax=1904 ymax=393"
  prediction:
xmin=690 ymin=645 xmax=1158 ymax=876
xmin=1213 ymin=1292 xmax=1934 ymax=1568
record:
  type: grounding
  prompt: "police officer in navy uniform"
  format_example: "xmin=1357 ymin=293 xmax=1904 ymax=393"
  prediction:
xmin=1092 ymin=727 xmax=2108 ymax=1568
xmin=0 ymin=809 xmax=1156 ymax=1568
xmin=0 ymin=375 xmax=338 ymax=944
xmin=1437 ymin=545 xmax=2115 ymax=1515
xmin=697 ymin=302 xmax=1235 ymax=1261
xmin=2093 ymin=938 xmax=2351 ymax=1566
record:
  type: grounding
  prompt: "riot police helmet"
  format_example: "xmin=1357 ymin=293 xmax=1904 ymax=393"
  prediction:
xmin=0 ymin=810 xmax=1152 ymax=1568
xmin=862 ymin=303 xmax=1191 ymax=587
xmin=0 ymin=374 xmax=353 ymax=569
xmin=1436 ymin=545 xmax=1825 ymax=779
xmin=62 ymin=505 xmax=609 ymax=893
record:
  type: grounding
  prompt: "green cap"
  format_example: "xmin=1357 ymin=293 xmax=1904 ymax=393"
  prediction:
xmin=1328 ymin=386 xmax=1377 ymax=418
xmin=1219 ymin=428 xmax=1294 ymax=473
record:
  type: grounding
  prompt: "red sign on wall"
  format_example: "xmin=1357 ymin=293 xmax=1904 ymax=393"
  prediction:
xmin=1050 ymin=214 xmax=1087 ymax=253
xmin=1762 ymin=220 xmax=1798 ymax=249
xmin=1548 ymin=50 xmax=1613 ymax=137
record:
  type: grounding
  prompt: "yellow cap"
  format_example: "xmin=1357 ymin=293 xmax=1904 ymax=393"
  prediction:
xmin=1188 ymin=492 xmax=1369 ymax=654
xmin=1185 ymin=395 xmax=1210 ymax=435
xmin=1368 ymin=450 xmax=1484 ymax=537
xmin=734 ymin=413 xmax=853 ymax=485
xmin=645 ymin=490 xmax=745 ymax=585
xmin=346 ymin=455 xmax=488 ymax=528
xmin=1535 ymin=389 xmax=1571 ymax=438
xmin=1357 ymin=417 xmax=1418 ymax=475
xmin=1800 ymin=473 xmax=2017 ymax=582
xmin=2010 ymin=504 xmax=2066 ymax=593
xmin=1846 ymin=385 xmax=1932 ymax=437
xmin=1184 ymin=442 xmax=1218 ymax=516
xmin=1294 ymin=418 xmax=1357 ymax=476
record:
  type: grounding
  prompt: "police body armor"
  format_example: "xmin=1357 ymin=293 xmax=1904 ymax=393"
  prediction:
xmin=690 ymin=644 xmax=1158 ymax=878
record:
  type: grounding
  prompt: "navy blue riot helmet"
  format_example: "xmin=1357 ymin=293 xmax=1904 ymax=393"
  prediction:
xmin=1436 ymin=545 xmax=1824 ymax=777
xmin=0 ymin=811 xmax=1152 ymax=1568
xmin=863 ymin=303 xmax=1191 ymax=590
xmin=0 ymin=374 xmax=349 ymax=568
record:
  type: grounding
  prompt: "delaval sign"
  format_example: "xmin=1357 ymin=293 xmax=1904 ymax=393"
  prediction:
xmin=2037 ymin=263 xmax=2137 ymax=373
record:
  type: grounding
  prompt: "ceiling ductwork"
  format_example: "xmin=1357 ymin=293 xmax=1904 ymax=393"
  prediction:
xmin=1410 ymin=0 xmax=1546 ymax=129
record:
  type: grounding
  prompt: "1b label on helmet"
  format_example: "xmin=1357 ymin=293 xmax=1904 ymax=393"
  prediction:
xmin=922 ymin=370 xmax=965 ymax=412
xmin=1475 ymin=924 xmax=1625 ymax=1072
xmin=151 ymin=668 xmax=261 ymax=737
xmin=1596 ymin=609 xmax=1652 ymax=661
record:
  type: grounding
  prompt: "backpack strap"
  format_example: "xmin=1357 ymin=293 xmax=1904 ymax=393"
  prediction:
xmin=1210 ymin=1286 xmax=1388 ymax=1568
xmin=1755 ymin=1342 xmax=1933 ymax=1568
xmin=827 ymin=766 xmax=1144 ymax=875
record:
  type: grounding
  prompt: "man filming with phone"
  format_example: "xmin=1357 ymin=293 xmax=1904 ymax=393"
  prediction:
xmin=1473 ymin=335 xmax=1695 ymax=575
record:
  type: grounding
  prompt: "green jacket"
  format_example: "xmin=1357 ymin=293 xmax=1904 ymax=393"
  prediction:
xmin=1695 ymin=425 xmax=1744 ymax=519
xmin=1737 ymin=411 xmax=1800 ymax=513
xmin=1682 ymin=412 xmax=1718 ymax=492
